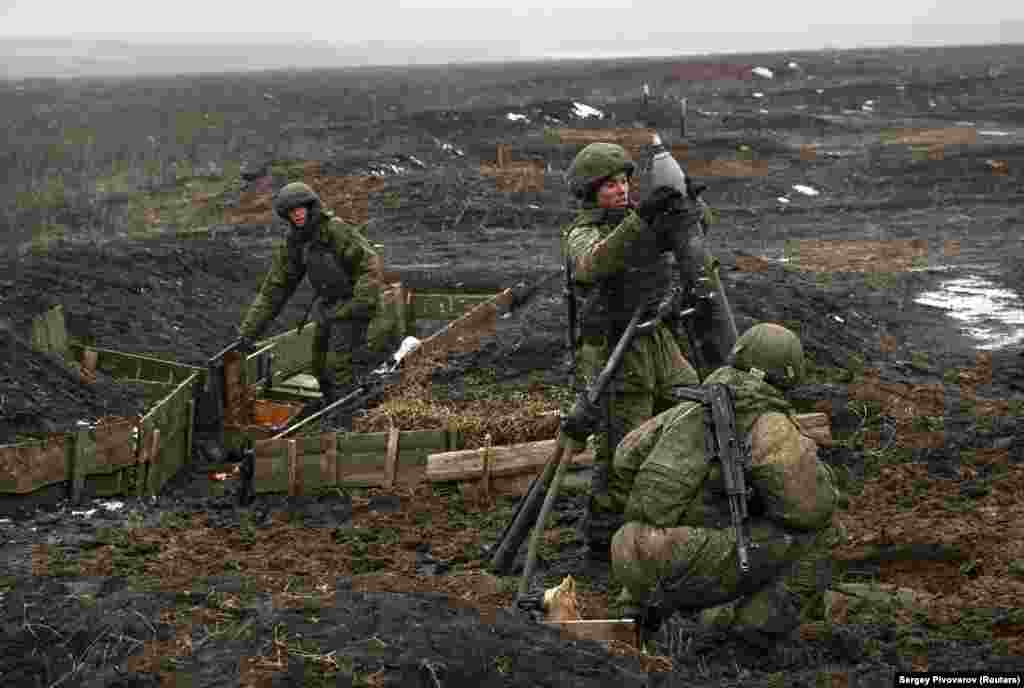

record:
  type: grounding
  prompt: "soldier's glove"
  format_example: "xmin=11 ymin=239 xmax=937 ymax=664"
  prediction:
xmin=236 ymin=335 xmax=256 ymax=356
xmin=637 ymin=186 xmax=685 ymax=225
xmin=560 ymin=392 xmax=602 ymax=444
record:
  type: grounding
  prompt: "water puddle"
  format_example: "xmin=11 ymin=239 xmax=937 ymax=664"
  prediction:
xmin=915 ymin=276 xmax=1024 ymax=350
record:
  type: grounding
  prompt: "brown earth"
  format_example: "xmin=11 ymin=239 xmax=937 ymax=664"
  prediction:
xmin=3 ymin=44 xmax=1024 ymax=686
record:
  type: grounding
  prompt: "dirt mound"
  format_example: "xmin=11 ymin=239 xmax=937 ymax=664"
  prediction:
xmin=0 ymin=333 xmax=148 ymax=444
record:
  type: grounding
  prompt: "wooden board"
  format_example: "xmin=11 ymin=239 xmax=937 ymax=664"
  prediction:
xmin=427 ymin=440 xmax=594 ymax=483
xmin=544 ymin=620 xmax=639 ymax=647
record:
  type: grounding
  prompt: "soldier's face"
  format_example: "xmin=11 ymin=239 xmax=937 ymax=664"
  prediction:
xmin=596 ymin=174 xmax=629 ymax=209
xmin=288 ymin=206 xmax=308 ymax=227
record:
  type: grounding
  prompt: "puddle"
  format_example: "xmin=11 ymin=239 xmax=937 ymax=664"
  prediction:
xmin=915 ymin=276 xmax=1024 ymax=350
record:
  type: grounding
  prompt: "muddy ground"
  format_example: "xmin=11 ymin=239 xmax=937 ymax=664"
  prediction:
xmin=3 ymin=45 xmax=1024 ymax=686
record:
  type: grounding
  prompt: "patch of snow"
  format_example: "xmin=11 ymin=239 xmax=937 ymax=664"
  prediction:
xmin=571 ymin=102 xmax=605 ymax=119
xmin=832 ymin=314 xmax=845 ymax=323
xmin=979 ymin=130 xmax=1010 ymax=137
xmin=777 ymin=197 xmax=791 ymax=204
xmin=440 ymin=142 xmax=465 ymax=157
xmin=915 ymin=276 xmax=1024 ymax=350
xmin=72 ymin=509 xmax=98 ymax=518
xmin=861 ymin=100 xmax=875 ymax=112
xmin=752 ymin=92 xmax=764 ymax=98
xmin=929 ymin=99 xmax=937 ymax=108
xmin=506 ymin=112 xmax=530 ymax=122
xmin=100 ymin=500 xmax=124 ymax=512
xmin=528 ymin=204 xmax=541 ymax=210
xmin=759 ymin=109 xmax=769 ymax=114
xmin=752 ymin=66 xmax=774 ymax=79
xmin=787 ymin=61 xmax=799 ymax=69
xmin=792 ymin=184 xmax=820 ymax=196
xmin=816 ymin=89 xmax=825 ymax=94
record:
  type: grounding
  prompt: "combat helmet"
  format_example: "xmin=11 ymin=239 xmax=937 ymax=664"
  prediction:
xmin=728 ymin=323 xmax=805 ymax=388
xmin=567 ymin=142 xmax=636 ymax=200
xmin=273 ymin=182 xmax=323 ymax=226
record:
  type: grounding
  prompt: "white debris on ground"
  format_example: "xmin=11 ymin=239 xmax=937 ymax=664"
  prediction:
xmin=376 ymin=335 xmax=422 ymax=374
xmin=759 ymin=109 xmax=769 ymax=114
xmin=70 ymin=500 xmax=125 ymax=519
xmin=777 ymin=197 xmax=791 ymax=204
xmin=528 ymin=203 xmax=541 ymax=210
xmin=861 ymin=100 xmax=875 ymax=112
xmin=915 ymin=276 xmax=1024 ymax=350
xmin=979 ymin=130 xmax=1010 ymax=136
xmin=506 ymin=112 xmax=530 ymax=123
xmin=792 ymin=184 xmax=820 ymax=196
xmin=752 ymin=66 xmax=774 ymax=79
xmin=787 ymin=61 xmax=800 ymax=70
xmin=753 ymin=92 xmax=764 ymax=98
xmin=438 ymin=141 xmax=465 ymax=157
xmin=832 ymin=314 xmax=845 ymax=323
xmin=816 ymin=88 xmax=825 ymax=94
xmin=368 ymin=162 xmax=406 ymax=177
xmin=571 ymin=102 xmax=604 ymax=119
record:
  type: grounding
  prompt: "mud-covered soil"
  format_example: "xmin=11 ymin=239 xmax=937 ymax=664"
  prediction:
xmin=3 ymin=45 xmax=1024 ymax=686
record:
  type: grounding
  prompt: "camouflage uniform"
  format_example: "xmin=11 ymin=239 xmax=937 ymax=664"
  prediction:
xmin=563 ymin=143 xmax=699 ymax=553
xmin=238 ymin=182 xmax=388 ymax=402
xmin=610 ymin=324 xmax=840 ymax=647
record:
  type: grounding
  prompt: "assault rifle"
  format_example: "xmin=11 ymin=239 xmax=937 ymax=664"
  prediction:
xmin=669 ymin=382 xmax=754 ymax=573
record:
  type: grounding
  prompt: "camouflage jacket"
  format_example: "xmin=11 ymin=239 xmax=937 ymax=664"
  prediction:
xmin=239 ymin=211 xmax=383 ymax=340
xmin=615 ymin=366 xmax=837 ymax=531
xmin=562 ymin=207 xmax=674 ymax=340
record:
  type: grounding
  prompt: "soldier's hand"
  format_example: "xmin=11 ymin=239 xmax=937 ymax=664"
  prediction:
xmin=236 ymin=336 xmax=255 ymax=355
xmin=560 ymin=393 xmax=602 ymax=444
xmin=637 ymin=186 xmax=684 ymax=225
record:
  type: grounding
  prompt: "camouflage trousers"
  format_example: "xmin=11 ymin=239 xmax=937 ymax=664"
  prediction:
xmin=611 ymin=518 xmax=824 ymax=645
xmin=312 ymin=317 xmax=371 ymax=400
xmin=574 ymin=322 xmax=699 ymax=517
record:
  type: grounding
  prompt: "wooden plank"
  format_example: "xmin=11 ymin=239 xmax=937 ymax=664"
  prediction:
xmin=223 ymin=350 xmax=249 ymax=426
xmin=253 ymin=438 xmax=288 ymax=494
xmin=341 ymin=432 xmax=390 ymax=453
xmin=287 ymin=439 xmax=299 ymax=497
xmin=93 ymin=419 xmax=138 ymax=473
xmin=65 ymin=343 xmax=203 ymax=385
xmin=427 ymin=439 xmax=593 ymax=483
xmin=321 ymin=433 xmax=338 ymax=487
xmin=405 ymin=288 xmax=514 ymax=366
xmin=544 ymin=620 xmax=639 ymax=647
xmin=142 ymin=429 xmax=162 ymax=496
xmin=384 ymin=427 xmax=400 ymax=489
xmin=70 ymin=430 xmax=96 ymax=504
xmin=0 ymin=437 xmax=70 ymax=494
xmin=396 ymin=429 xmax=449 ymax=451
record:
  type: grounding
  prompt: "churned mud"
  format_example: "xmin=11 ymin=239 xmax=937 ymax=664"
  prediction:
xmin=3 ymin=45 xmax=1024 ymax=686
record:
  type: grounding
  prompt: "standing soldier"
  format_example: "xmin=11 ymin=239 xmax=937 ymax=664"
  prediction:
xmin=610 ymin=323 xmax=841 ymax=649
xmin=562 ymin=142 xmax=701 ymax=558
xmin=237 ymin=181 xmax=388 ymax=415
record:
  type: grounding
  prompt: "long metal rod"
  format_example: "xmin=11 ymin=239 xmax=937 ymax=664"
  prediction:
xmin=518 ymin=440 xmax=574 ymax=596
xmin=270 ymin=384 xmax=368 ymax=439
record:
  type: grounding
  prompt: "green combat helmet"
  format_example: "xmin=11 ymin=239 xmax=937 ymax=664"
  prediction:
xmin=567 ymin=142 xmax=636 ymax=200
xmin=728 ymin=323 xmax=806 ymax=388
xmin=273 ymin=181 xmax=323 ymax=225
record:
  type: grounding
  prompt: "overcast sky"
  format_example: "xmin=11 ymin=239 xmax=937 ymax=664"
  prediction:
xmin=2 ymin=0 xmax=1022 ymax=60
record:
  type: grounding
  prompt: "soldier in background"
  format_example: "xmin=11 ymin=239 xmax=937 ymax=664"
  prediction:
xmin=610 ymin=323 xmax=841 ymax=649
xmin=562 ymin=142 xmax=701 ymax=558
xmin=237 ymin=182 xmax=388 ymax=414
